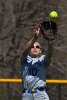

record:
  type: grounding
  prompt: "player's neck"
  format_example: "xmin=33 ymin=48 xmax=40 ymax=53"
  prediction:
xmin=29 ymin=54 xmax=41 ymax=58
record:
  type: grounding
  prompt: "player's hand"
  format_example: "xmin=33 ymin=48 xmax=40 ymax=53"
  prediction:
xmin=33 ymin=28 xmax=41 ymax=37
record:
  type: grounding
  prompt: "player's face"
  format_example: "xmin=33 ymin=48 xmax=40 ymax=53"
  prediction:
xmin=29 ymin=42 xmax=42 ymax=57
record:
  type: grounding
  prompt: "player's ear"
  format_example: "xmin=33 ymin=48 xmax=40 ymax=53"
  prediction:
xmin=40 ymin=50 xmax=42 ymax=53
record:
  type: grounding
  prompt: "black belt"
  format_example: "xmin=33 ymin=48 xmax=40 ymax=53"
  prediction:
xmin=23 ymin=87 xmax=45 ymax=93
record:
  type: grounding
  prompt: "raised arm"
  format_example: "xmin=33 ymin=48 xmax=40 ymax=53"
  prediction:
xmin=21 ymin=28 xmax=40 ymax=63
xmin=45 ymin=42 xmax=53 ymax=65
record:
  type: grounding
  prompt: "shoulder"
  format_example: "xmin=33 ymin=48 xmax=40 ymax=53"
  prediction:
xmin=19 ymin=55 xmax=28 ymax=64
xmin=27 ymin=55 xmax=32 ymax=63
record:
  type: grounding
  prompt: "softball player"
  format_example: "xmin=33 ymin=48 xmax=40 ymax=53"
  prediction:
xmin=20 ymin=28 xmax=53 ymax=100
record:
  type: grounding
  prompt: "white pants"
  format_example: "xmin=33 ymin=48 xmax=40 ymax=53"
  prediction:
xmin=22 ymin=90 xmax=49 ymax=100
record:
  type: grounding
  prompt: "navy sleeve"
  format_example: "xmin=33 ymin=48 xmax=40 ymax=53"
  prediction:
xmin=19 ymin=56 xmax=22 ymax=64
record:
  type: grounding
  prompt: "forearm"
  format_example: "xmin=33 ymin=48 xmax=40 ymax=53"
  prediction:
xmin=45 ymin=42 xmax=53 ymax=63
xmin=22 ymin=34 xmax=38 ymax=58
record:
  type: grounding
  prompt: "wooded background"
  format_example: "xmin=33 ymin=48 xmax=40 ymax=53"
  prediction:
xmin=0 ymin=0 xmax=67 ymax=100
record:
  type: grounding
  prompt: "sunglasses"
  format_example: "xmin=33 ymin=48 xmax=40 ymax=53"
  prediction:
xmin=31 ymin=45 xmax=41 ymax=49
